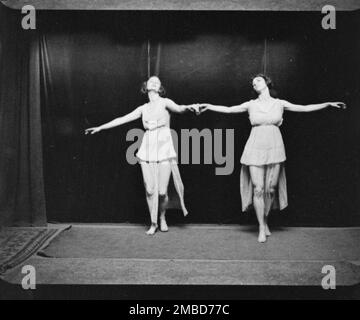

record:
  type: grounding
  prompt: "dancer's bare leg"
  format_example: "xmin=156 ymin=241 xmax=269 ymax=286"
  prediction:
xmin=140 ymin=161 xmax=158 ymax=235
xmin=249 ymin=165 xmax=266 ymax=243
xmin=158 ymin=161 xmax=172 ymax=232
xmin=264 ymin=164 xmax=281 ymax=236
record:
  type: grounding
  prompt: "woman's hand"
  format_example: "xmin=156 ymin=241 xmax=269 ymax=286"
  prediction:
xmin=188 ymin=104 xmax=201 ymax=114
xmin=329 ymin=102 xmax=346 ymax=109
xmin=85 ymin=127 xmax=102 ymax=135
xmin=189 ymin=103 xmax=210 ymax=115
xmin=198 ymin=103 xmax=211 ymax=114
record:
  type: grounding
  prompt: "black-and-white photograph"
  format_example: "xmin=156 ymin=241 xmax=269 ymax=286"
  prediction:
xmin=0 ymin=0 xmax=359 ymax=303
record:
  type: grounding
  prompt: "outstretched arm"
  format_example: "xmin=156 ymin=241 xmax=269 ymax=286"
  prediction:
xmin=85 ymin=105 xmax=143 ymax=135
xmin=280 ymin=100 xmax=346 ymax=112
xmin=200 ymin=102 xmax=249 ymax=114
xmin=165 ymin=98 xmax=199 ymax=114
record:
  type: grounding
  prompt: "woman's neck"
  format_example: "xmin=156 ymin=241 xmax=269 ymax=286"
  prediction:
xmin=257 ymin=88 xmax=271 ymax=101
xmin=148 ymin=90 xmax=160 ymax=102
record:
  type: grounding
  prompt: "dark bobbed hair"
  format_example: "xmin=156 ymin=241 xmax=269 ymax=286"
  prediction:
xmin=141 ymin=76 xmax=166 ymax=96
xmin=251 ymin=73 xmax=273 ymax=89
xmin=251 ymin=73 xmax=278 ymax=98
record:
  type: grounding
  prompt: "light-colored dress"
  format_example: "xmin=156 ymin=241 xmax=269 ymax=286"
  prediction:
xmin=240 ymin=98 xmax=288 ymax=212
xmin=136 ymin=103 xmax=188 ymax=216
xmin=136 ymin=104 xmax=177 ymax=162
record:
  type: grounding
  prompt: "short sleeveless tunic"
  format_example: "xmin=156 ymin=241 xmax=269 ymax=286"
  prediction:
xmin=240 ymin=98 xmax=286 ymax=165
xmin=136 ymin=104 xmax=177 ymax=162
xmin=136 ymin=102 xmax=188 ymax=216
xmin=240 ymin=98 xmax=288 ymax=212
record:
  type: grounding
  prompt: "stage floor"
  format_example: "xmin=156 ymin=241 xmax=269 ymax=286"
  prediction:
xmin=2 ymin=224 xmax=360 ymax=288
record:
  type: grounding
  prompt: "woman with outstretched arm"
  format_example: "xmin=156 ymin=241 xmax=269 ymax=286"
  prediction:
xmin=85 ymin=76 xmax=199 ymax=235
xmin=199 ymin=74 xmax=345 ymax=243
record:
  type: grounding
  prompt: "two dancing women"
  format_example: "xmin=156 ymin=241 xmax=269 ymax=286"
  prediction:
xmin=85 ymin=75 xmax=345 ymax=243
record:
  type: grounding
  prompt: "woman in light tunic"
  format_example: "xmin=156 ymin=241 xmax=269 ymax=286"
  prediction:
xmin=85 ymin=76 xmax=199 ymax=235
xmin=200 ymin=74 xmax=345 ymax=243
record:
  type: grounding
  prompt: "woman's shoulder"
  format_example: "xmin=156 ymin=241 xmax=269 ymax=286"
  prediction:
xmin=161 ymin=97 xmax=173 ymax=105
xmin=137 ymin=103 xmax=147 ymax=112
xmin=247 ymin=99 xmax=256 ymax=105
xmin=160 ymin=98 xmax=173 ymax=112
xmin=247 ymin=99 xmax=258 ymax=109
xmin=275 ymin=98 xmax=287 ymax=107
xmin=275 ymin=98 xmax=287 ymax=103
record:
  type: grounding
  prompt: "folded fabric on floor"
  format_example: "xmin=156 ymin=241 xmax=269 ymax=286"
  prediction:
xmin=0 ymin=226 xmax=69 ymax=274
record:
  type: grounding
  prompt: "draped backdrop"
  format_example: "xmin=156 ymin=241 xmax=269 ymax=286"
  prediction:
xmin=0 ymin=5 xmax=46 ymax=226
xmin=0 ymin=7 xmax=359 ymax=226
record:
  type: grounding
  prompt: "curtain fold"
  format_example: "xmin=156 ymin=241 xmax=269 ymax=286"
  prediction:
xmin=0 ymin=5 xmax=46 ymax=226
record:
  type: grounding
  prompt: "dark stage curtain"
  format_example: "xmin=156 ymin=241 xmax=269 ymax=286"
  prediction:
xmin=0 ymin=5 xmax=46 ymax=226
xmin=37 ymin=11 xmax=360 ymax=226
xmin=38 ymin=12 xmax=150 ymax=223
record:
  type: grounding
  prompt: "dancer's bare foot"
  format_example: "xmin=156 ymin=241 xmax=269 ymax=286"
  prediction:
xmin=265 ymin=224 xmax=271 ymax=236
xmin=258 ymin=226 xmax=266 ymax=243
xmin=146 ymin=223 xmax=158 ymax=235
xmin=160 ymin=217 xmax=168 ymax=232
